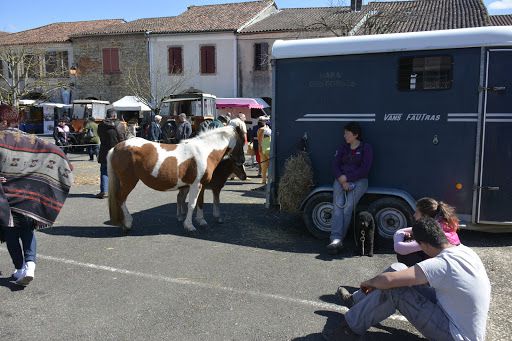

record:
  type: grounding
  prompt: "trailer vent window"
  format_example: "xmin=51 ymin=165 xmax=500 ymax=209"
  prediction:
xmin=398 ymin=56 xmax=452 ymax=91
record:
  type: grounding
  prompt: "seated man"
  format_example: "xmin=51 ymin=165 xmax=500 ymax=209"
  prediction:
xmin=326 ymin=217 xmax=491 ymax=341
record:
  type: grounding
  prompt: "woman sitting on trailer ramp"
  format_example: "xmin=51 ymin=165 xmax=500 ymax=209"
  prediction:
xmin=328 ymin=122 xmax=373 ymax=254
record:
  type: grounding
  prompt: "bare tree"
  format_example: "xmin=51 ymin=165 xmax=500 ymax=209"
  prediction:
xmin=0 ymin=46 xmax=69 ymax=107
xmin=297 ymin=0 xmax=418 ymax=38
xmin=126 ymin=64 xmax=189 ymax=115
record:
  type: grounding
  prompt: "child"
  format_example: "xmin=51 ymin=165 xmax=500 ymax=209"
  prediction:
xmin=393 ymin=197 xmax=460 ymax=266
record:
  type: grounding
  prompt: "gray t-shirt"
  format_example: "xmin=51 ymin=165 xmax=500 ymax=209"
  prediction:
xmin=418 ymin=245 xmax=491 ymax=341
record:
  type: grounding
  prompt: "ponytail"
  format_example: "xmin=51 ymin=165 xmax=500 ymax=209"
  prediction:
xmin=416 ymin=197 xmax=459 ymax=232
xmin=437 ymin=201 xmax=459 ymax=232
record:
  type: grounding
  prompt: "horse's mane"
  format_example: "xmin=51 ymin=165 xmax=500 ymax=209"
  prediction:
xmin=195 ymin=125 xmax=236 ymax=140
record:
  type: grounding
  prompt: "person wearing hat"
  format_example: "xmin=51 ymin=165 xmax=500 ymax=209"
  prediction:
xmin=96 ymin=109 xmax=126 ymax=199
xmin=257 ymin=120 xmax=272 ymax=185
xmin=209 ymin=114 xmax=229 ymax=129
xmin=175 ymin=113 xmax=192 ymax=143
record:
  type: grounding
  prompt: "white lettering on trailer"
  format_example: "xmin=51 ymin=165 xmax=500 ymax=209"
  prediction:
xmin=405 ymin=114 xmax=441 ymax=121
xmin=384 ymin=114 xmax=403 ymax=121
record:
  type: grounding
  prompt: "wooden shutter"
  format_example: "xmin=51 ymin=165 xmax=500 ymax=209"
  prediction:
xmin=111 ymin=48 xmax=120 ymax=73
xmin=201 ymin=46 xmax=215 ymax=74
xmin=168 ymin=47 xmax=182 ymax=74
xmin=102 ymin=48 xmax=111 ymax=74
xmin=200 ymin=46 xmax=208 ymax=74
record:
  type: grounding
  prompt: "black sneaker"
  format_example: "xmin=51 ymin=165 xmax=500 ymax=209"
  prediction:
xmin=336 ymin=286 xmax=355 ymax=308
xmin=326 ymin=239 xmax=343 ymax=255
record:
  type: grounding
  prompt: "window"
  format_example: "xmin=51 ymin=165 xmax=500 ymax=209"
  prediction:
xmin=254 ymin=42 xmax=269 ymax=71
xmin=45 ymin=51 xmax=69 ymax=77
xmin=398 ymin=55 xmax=453 ymax=91
xmin=23 ymin=55 xmax=40 ymax=78
xmin=168 ymin=47 xmax=183 ymax=74
xmin=102 ymin=48 xmax=120 ymax=74
xmin=200 ymin=45 xmax=216 ymax=74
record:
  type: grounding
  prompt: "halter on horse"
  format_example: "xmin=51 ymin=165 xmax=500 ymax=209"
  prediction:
xmin=107 ymin=125 xmax=245 ymax=233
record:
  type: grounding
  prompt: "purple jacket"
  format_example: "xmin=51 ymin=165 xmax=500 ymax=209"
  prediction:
xmin=332 ymin=142 xmax=373 ymax=182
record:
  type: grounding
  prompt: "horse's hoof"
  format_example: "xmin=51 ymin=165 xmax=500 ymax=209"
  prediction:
xmin=177 ymin=216 xmax=185 ymax=222
xmin=197 ymin=219 xmax=208 ymax=228
xmin=214 ymin=217 xmax=224 ymax=224
xmin=122 ymin=226 xmax=132 ymax=235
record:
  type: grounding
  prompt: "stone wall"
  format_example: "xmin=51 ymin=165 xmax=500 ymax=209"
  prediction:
xmin=237 ymin=31 xmax=336 ymax=100
xmin=72 ymin=34 xmax=148 ymax=103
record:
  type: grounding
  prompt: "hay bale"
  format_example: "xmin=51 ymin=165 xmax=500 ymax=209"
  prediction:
xmin=277 ymin=151 xmax=314 ymax=213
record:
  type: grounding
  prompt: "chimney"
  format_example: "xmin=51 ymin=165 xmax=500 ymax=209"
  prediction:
xmin=351 ymin=0 xmax=363 ymax=12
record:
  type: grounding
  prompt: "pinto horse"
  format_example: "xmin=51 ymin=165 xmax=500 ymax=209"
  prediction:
xmin=177 ymin=157 xmax=247 ymax=227
xmin=107 ymin=126 xmax=245 ymax=233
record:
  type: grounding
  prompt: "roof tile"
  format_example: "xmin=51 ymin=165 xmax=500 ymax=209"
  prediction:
xmin=490 ymin=14 xmax=512 ymax=26
xmin=75 ymin=0 xmax=274 ymax=37
xmin=242 ymin=0 xmax=490 ymax=35
xmin=0 ymin=19 xmax=125 ymax=46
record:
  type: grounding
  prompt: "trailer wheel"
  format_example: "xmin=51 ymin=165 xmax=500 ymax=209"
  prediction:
xmin=302 ymin=192 xmax=333 ymax=239
xmin=368 ymin=197 xmax=413 ymax=240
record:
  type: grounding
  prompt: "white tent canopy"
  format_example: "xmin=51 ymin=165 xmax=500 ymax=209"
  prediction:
xmin=113 ymin=96 xmax=151 ymax=112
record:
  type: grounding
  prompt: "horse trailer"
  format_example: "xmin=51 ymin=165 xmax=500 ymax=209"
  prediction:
xmin=269 ymin=27 xmax=512 ymax=239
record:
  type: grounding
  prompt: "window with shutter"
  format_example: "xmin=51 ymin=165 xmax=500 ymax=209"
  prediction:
xmin=254 ymin=43 xmax=269 ymax=71
xmin=168 ymin=47 xmax=183 ymax=74
xmin=102 ymin=48 xmax=121 ymax=74
xmin=200 ymin=45 xmax=216 ymax=74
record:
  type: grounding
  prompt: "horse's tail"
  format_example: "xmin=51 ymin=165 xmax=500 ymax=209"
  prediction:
xmin=107 ymin=148 xmax=123 ymax=226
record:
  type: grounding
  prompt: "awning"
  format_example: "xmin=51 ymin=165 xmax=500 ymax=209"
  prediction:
xmin=112 ymin=96 xmax=151 ymax=111
xmin=39 ymin=102 xmax=72 ymax=109
xmin=216 ymin=98 xmax=270 ymax=109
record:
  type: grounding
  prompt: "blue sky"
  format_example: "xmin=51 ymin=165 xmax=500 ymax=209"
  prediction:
xmin=1 ymin=0 xmax=511 ymax=33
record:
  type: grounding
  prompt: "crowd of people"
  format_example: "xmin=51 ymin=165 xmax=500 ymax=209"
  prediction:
xmin=1 ymin=106 xmax=492 ymax=340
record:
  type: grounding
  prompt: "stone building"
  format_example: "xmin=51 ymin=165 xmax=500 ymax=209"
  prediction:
xmin=0 ymin=19 xmax=122 ymax=104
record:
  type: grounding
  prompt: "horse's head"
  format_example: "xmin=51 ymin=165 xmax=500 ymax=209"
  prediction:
xmin=228 ymin=125 xmax=246 ymax=167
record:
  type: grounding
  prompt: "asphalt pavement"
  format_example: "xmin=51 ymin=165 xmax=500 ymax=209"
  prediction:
xmin=1 ymin=153 xmax=511 ymax=340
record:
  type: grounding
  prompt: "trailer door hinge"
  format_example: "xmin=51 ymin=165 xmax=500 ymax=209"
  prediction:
xmin=479 ymin=86 xmax=506 ymax=92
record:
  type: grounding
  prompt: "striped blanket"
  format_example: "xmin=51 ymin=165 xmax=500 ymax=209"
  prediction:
xmin=0 ymin=129 xmax=73 ymax=226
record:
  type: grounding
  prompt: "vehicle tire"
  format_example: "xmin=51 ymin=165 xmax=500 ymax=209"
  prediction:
xmin=302 ymin=192 xmax=333 ymax=239
xmin=368 ymin=197 xmax=413 ymax=240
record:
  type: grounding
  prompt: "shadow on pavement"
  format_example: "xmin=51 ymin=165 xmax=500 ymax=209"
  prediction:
xmin=291 ymin=310 xmax=425 ymax=340
xmin=40 ymin=202 xmax=391 ymax=256
xmin=0 ymin=276 xmax=26 ymax=291
xmin=41 ymin=201 xmax=512 ymax=254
